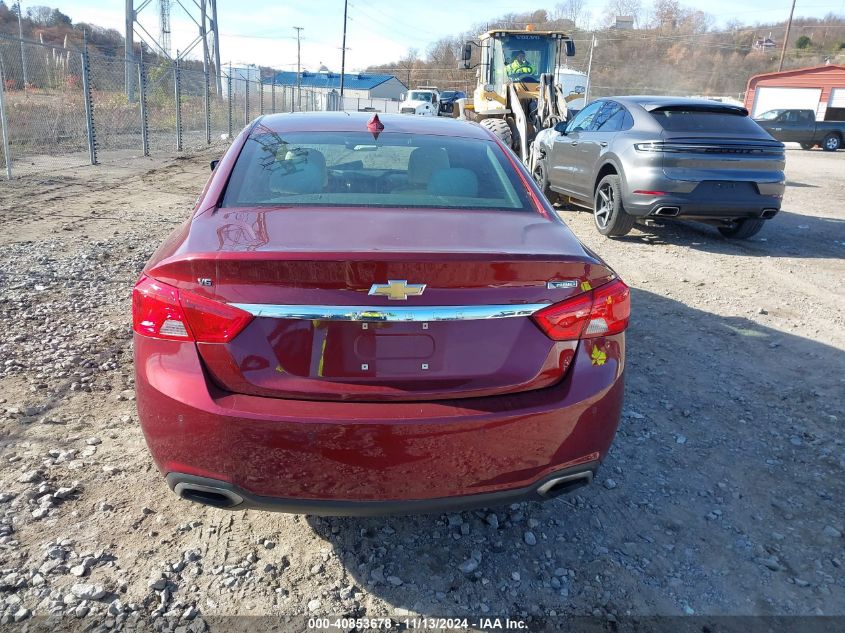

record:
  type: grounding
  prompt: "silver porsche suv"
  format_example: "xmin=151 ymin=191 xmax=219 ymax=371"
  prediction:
xmin=532 ymin=96 xmax=786 ymax=239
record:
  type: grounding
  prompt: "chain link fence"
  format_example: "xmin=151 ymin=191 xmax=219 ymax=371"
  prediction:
xmin=88 ymin=51 xmax=142 ymax=161
xmin=0 ymin=35 xmax=402 ymax=178
xmin=0 ymin=36 xmax=89 ymax=175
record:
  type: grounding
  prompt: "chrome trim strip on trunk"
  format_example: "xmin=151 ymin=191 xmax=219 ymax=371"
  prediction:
xmin=231 ymin=303 xmax=549 ymax=322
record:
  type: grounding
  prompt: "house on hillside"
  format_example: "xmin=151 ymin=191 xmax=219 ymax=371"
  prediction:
xmin=612 ymin=16 xmax=635 ymax=30
xmin=264 ymin=70 xmax=407 ymax=101
xmin=754 ymin=34 xmax=777 ymax=52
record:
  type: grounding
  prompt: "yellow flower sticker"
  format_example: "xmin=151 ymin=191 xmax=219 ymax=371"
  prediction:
xmin=590 ymin=346 xmax=607 ymax=366
xmin=581 ymin=281 xmax=592 ymax=292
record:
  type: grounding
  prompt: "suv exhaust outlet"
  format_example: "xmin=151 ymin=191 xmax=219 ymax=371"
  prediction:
xmin=653 ymin=206 xmax=680 ymax=217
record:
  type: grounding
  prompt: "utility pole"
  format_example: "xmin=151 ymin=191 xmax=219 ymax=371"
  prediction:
xmin=778 ymin=0 xmax=797 ymax=72
xmin=340 ymin=0 xmax=348 ymax=97
xmin=210 ymin=0 xmax=222 ymax=97
xmin=16 ymin=1 xmax=27 ymax=90
xmin=125 ymin=0 xmax=135 ymax=100
xmin=294 ymin=26 xmax=303 ymax=112
xmin=584 ymin=35 xmax=597 ymax=104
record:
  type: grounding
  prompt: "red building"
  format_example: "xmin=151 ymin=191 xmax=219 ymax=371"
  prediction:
xmin=744 ymin=64 xmax=845 ymax=121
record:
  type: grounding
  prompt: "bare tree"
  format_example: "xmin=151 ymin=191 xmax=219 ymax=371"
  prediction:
xmin=648 ymin=1 xmax=712 ymax=34
xmin=553 ymin=0 xmax=587 ymax=27
xmin=395 ymin=48 xmax=419 ymax=89
xmin=649 ymin=0 xmax=682 ymax=30
xmin=25 ymin=5 xmax=53 ymax=25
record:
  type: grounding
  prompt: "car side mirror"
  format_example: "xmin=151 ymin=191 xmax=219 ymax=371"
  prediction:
xmin=564 ymin=40 xmax=576 ymax=57
xmin=210 ymin=159 xmax=219 ymax=171
xmin=400 ymin=93 xmax=405 ymax=101
xmin=554 ymin=120 xmax=568 ymax=135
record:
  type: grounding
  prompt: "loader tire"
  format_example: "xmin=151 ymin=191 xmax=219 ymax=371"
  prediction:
xmin=480 ymin=118 xmax=513 ymax=149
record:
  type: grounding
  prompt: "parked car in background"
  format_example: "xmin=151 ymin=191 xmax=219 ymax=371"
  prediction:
xmin=753 ymin=108 xmax=845 ymax=151
xmin=532 ymin=96 xmax=786 ymax=239
xmin=399 ymin=88 xmax=440 ymax=116
xmin=439 ymin=90 xmax=466 ymax=115
xmin=133 ymin=111 xmax=629 ymax=515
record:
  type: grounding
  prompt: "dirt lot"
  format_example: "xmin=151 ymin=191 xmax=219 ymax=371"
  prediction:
xmin=0 ymin=145 xmax=843 ymax=630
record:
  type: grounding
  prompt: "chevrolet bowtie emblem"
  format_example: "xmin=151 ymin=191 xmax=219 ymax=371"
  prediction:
xmin=368 ymin=280 xmax=427 ymax=301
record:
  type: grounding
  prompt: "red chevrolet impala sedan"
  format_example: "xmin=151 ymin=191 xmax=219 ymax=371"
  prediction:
xmin=132 ymin=112 xmax=629 ymax=515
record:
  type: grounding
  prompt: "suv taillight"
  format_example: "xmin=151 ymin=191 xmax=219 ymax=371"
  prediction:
xmin=532 ymin=279 xmax=630 ymax=341
xmin=132 ymin=276 xmax=252 ymax=343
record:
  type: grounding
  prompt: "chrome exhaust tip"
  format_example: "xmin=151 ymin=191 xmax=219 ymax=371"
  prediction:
xmin=760 ymin=208 xmax=778 ymax=219
xmin=173 ymin=481 xmax=243 ymax=509
xmin=653 ymin=206 xmax=680 ymax=217
xmin=536 ymin=471 xmax=593 ymax=499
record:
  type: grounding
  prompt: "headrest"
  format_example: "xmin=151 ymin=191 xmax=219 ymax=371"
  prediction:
xmin=426 ymin=168 xmax=479 ymax=198
xmin=269 ymin=148 xmax=327 ymax=194
xmin=407 ymin=146 xmax=450 ymax=186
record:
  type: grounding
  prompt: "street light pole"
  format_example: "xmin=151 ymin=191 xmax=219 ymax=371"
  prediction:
xmin=294 ymin=26 xmax=303 ymax=111
xmin=778 ymin=0 xmax=797 ymax=72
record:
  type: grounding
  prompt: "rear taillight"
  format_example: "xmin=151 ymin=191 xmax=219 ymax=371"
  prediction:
xmin=132 ymin=276 xmax=252 ymax=343
xmin=633 ymin=142 xmax=664 ymax=152
xmin=132 ymin=277 xmax=190 ymax=341
xmin=179 ymin=290 xmax=253 ymax=343
xmin=532 ymin=279 xmax=630 ymax=341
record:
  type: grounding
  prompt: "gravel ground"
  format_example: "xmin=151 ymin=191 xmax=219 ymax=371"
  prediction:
xmin=0 ymin=144 xmax=843 ymax=630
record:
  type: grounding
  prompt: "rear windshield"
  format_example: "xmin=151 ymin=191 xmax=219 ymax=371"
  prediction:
xmin=650 ymin=108 xmax=762 ymax=134
xmin=221 ymin=126 xmax=533 ymax=211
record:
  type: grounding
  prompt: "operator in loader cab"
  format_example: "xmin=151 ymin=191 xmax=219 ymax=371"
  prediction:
xmin=507 ymin=50 xmax=536 ymax=77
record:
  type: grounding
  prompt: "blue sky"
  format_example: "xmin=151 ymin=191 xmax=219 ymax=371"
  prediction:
xmin=57 ymin=1 xmax=845 ymax=71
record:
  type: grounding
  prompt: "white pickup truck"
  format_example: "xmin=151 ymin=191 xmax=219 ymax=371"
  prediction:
xmin=399 ymin=88 xmax=440 ymax=116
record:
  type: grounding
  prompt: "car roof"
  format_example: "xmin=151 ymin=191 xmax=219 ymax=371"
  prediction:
xmin=604 ymin=95 xmax=749 ymax=114
xmin=255 ymin=111 xmax=491 ymax=139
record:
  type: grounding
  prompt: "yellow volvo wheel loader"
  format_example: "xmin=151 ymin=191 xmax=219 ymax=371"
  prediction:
xmin=459 ymin=28 xmax=577 ymax=165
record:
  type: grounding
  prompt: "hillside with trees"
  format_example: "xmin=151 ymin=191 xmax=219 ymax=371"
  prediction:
xmin=367 ymin=1 xmax=845 ymax=99
xmin=1 ymin=1 xmax=842 ymax=99
xmin=0 ymin=2 xmax=127 ymax=57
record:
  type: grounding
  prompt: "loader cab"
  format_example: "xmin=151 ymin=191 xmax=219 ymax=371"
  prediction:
xmin=471 ymin=30 xmax=574 ymax=113
xmin=491 ymin=34 xmax=555 ymax=87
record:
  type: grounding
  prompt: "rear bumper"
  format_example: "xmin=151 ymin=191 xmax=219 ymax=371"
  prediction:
xmin=134 ymin=333 xmax=624 ymax=514
xmin=623 ymin=193 xmax=782 ymax=220
xmin=622 ymin=175 xmax=784 ymax=221
xmin=165 ymin=464 xmax=598 ymax=516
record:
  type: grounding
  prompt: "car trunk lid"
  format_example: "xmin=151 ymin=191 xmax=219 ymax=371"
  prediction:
xmin=146 ymin=207 xmax=615 ymax=401
xmin=643 ymin=104 xmax=785 ymax=182
xmin=659 ymin=134 xmax=785 ymax=183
